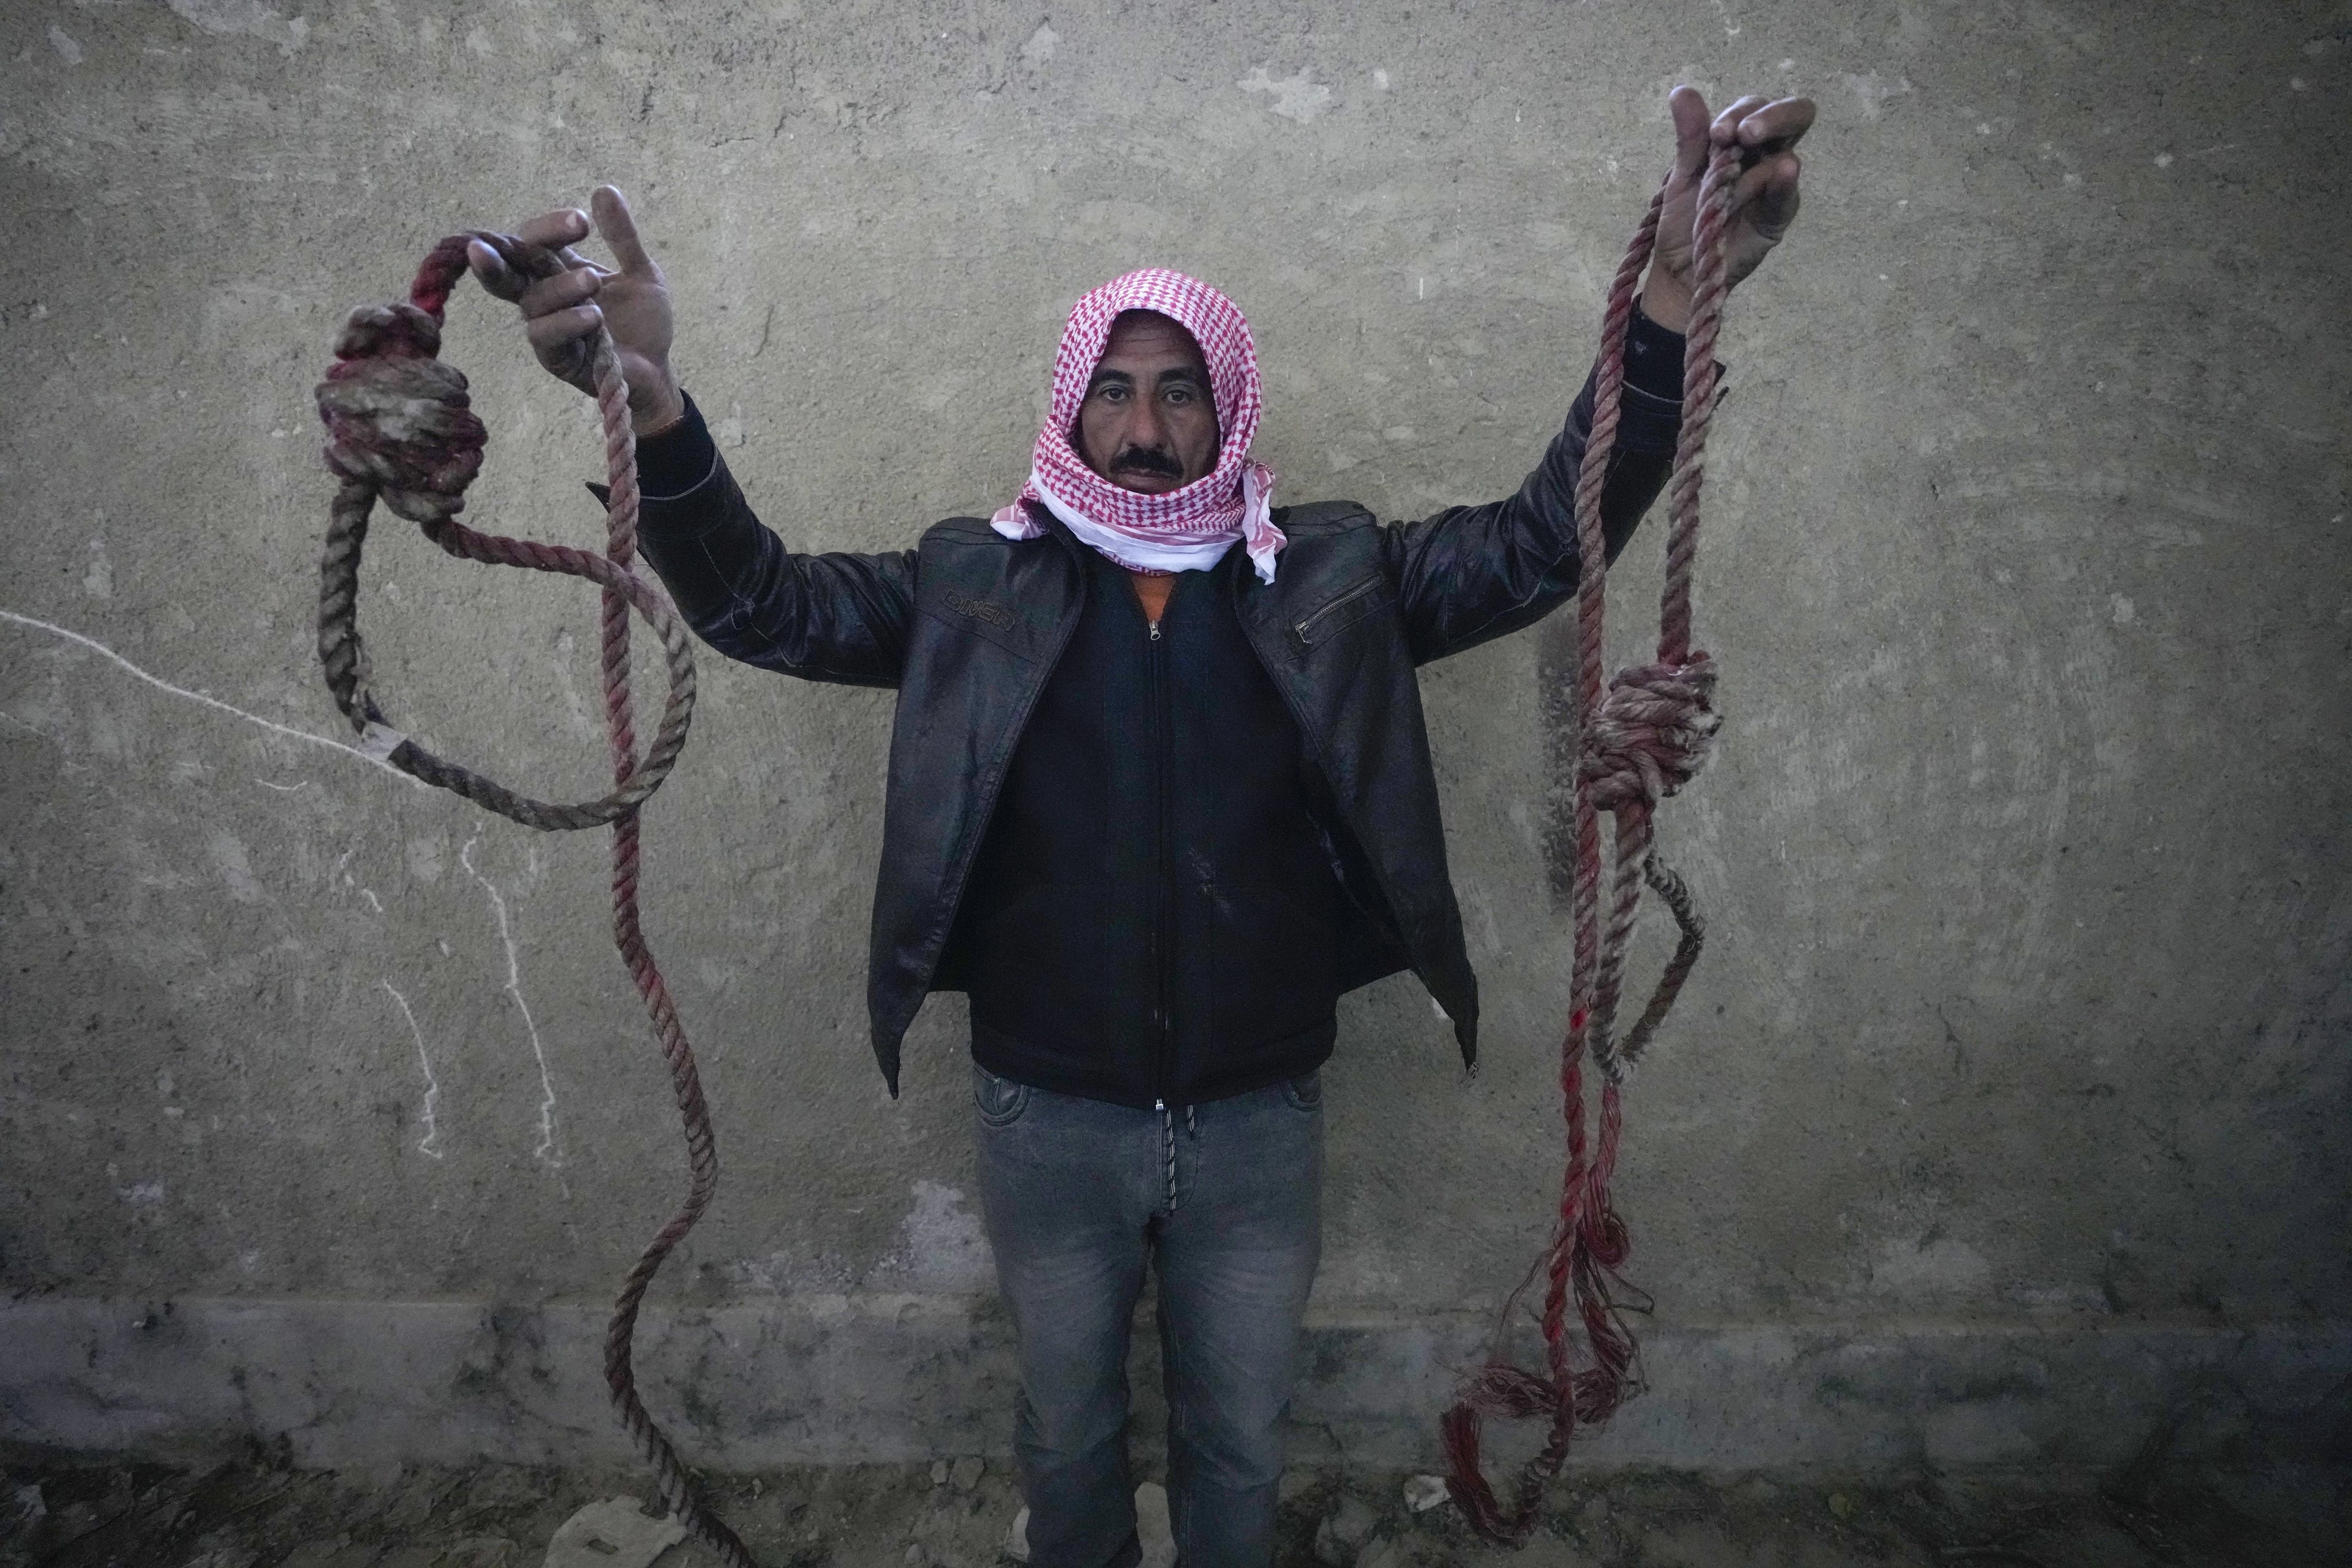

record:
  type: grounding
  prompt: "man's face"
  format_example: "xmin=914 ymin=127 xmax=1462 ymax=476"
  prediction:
xmin=1075 ymin=310 xmax=1221 ymax=495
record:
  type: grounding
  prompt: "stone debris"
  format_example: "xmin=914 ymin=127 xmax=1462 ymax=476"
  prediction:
xmin=951 ymin=1454 xmax=986 ymax=1492
xmin=538 ymin=1497 xmax=684 ymax=1568
xmin=456 ymin=1470 xmax=548 ymax=1521
xmin=1635 ymin=1520 xmax=1767 ymax=1566
xmin=1402 ymin=1473 xmax=1449 ymax=1513
xmin=379 ymin=1467 xmax=464 ymax=1534
xmin=437 ymin=1539 xmax=519 ymax=1567
xmin=930 ymin=1459 xmax=949 ymax=1486
xmin=1313 ymin=1492 xmax=1380 ymax=1566
xmin=0 ymin=1453 xmax=2324 ymax=1567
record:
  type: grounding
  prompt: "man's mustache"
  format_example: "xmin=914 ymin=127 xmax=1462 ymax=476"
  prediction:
xmin=1111 ymin=445 xmax=1184 ymax=478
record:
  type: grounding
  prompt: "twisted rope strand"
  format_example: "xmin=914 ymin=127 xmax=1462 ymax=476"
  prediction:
xmin=1618 ymin=854 xmax=1707 ymax=1069
xmin=1441 ymin=142 xmax=1740 ymax=1544
xmin=315 ymin=234 xmax=757 ymax=1568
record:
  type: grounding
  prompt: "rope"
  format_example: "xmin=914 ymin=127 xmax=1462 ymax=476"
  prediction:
xmin=313 ymin=233 xmax=758 ymax=1568
xmin=1439 ymin=144 xmax=1739 ymax=1544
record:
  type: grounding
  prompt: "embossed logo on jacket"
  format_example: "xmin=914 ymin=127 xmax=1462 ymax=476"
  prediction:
xmin=943 ymin=588 xmax=1018 ymax=631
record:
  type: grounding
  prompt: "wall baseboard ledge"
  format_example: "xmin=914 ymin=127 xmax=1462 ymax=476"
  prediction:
xmin=4 ymin=1296 xmax=2344 ymax=1472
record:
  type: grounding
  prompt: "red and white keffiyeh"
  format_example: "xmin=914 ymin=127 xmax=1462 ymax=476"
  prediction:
xmin=990 ymin=268 xmax=1285 ymax=583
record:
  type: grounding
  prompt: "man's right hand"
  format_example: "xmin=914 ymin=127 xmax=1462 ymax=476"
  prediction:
xmin=465 ymin=184 xmax=685 ymax=438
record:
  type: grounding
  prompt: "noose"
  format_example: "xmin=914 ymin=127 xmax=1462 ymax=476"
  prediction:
xmin=1439 ymin=142 xmax=1740 ymax=1544
xmin=314 ymin=233 xmax=760 ymax=1568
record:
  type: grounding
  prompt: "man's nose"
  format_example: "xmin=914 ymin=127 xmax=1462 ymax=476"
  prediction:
xmin=1126 ymin=392 xmax=1166 ymax=450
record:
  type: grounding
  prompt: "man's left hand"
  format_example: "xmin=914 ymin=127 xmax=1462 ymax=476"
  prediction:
xmin=1640 ymin=87 xmax=1814 ymax=333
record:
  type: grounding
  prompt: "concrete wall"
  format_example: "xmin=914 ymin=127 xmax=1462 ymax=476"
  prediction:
xmin=3 ymin=0 xmax=2346 ymax=1474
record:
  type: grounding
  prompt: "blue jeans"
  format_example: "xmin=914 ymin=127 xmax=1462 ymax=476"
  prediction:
xmin=972 ymin=1062 xmax=1325 ymax=1568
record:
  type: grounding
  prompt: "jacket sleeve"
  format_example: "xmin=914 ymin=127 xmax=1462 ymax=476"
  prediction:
xmin=592 ymin=392 xmax=917 ymax=689
xmin=1381 ymin=305 xmax=1693 ymax=666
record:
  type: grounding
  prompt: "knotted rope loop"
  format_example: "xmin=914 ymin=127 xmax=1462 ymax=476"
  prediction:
xmin=1578 ymin=653 xmax=1721 ymax=814
xmin=315 ymin=234 xmax=758 ymax=1568
xmin=316 ymin=304 xmax=482 ymax=523
xmin=314 ymin=231 xmax=698 ymax=833
xmin=1442 ymin=140 xmax=1743 ymax=1544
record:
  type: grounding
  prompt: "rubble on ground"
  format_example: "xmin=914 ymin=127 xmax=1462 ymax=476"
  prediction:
xmin=0 ymin=1442 xmax=2336 ymax=1566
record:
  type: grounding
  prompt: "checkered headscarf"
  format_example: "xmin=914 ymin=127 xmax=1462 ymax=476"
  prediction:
xmin=991 ymin=268 xmax=1284 ymax=582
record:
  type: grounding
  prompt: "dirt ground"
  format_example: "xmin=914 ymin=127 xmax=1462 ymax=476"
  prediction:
xmin=2 ymin=1443 xmax=2342 ymax=1568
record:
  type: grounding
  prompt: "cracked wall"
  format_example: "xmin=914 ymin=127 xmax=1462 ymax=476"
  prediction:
xmin=2 ymin=0 xmax=2347 ymax=1467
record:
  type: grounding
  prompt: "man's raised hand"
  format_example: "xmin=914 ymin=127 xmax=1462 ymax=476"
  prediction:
xmin=465 ymin=184 xmax=685 ymax=438
xmin=1640 ymin=87 xmax=1814 ymax=334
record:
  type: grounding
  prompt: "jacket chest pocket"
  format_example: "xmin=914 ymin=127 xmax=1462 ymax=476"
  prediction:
xmin=1291 ymin=574 xmax=1390 ymax=651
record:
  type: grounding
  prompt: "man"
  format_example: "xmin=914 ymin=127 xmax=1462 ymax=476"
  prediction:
xmin=472 ymin=85 xmax=1810 ymax=1568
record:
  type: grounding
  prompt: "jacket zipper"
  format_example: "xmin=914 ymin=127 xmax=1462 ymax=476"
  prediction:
xmin=1148 ymin=611 xmax=1171 ymax=1110
xmin=1292 ymin=575 xmax=1382 ymax=646
xmin=1152 ymin=608 xmax=1176 ymax=1210
xmin=1156 ymin=1096 xmax=1176 ymax=1211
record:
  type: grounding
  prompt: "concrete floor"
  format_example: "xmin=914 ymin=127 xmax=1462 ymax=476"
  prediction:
xmin=3 ymin=1447 xmax=2341 ymax=1568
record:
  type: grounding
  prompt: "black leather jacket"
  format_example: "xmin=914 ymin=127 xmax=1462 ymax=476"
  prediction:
xmin=623 ymin=318 xmax=1688 ymax=1097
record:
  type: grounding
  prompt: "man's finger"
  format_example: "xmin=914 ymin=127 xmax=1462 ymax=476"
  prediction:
xmin=468 ymin=211 xmax=591 ymax=296
xmin=466 ymin=238 xmax=511 ymax=295
xmin=517 ymin=267 xmax=601 ymax=322
xmin=512 ymin=207 xmax=591 ymax=252
xmin=525 ymin=302 xmax=604 ymax=354
xmin=1725 ymin=149 xmax=1798 ymax=207
xmin=1727 ymin=153 xmax=1802 ymax=238
xmin=469 ymin=238 xmax=544 ymax=305
xmin=552 ymin=245 xmax=613 ymax=277
xmin=1749 ymin=155 xmax=1802 ymax=237
xmin=1668 ymin=84 xmax=1712 ymax=181
xmin=591 ymin=185 xmax=657 ymax=277
xmin=1736 ymin=96 xmax=1817 ymax=152
xmin=1710 ymin=94 xmax=1772 ymax=144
